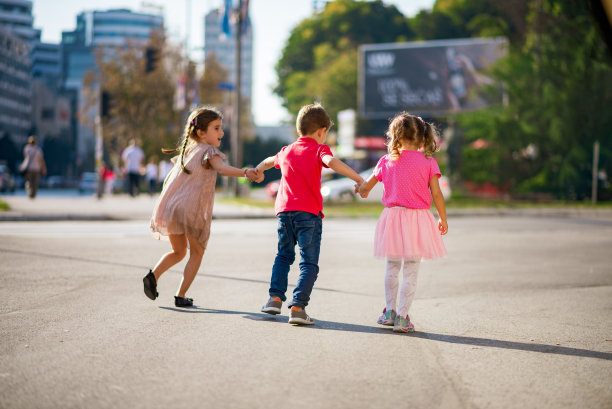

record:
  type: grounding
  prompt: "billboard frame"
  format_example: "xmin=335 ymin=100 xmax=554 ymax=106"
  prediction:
xmin=358 ymin=37 xmax=507 ymax=119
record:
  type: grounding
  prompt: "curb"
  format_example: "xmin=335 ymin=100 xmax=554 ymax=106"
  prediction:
xmin=1 ymin=208 xmax=611 ymax=222
xmin=0 ymin=213 xmax=278 ymax=222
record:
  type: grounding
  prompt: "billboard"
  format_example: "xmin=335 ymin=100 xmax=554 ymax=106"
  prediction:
xmin=359 ymin=37 xmax=507 ymax=118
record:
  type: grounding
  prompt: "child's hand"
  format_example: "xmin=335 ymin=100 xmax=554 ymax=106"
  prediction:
xmin=245 ymin=168 xmax=261 ymax=182
xmin=438 ymin=218 xmax=448 ymax=235
xmin=357 ymin=182 xmax=369 ymax=198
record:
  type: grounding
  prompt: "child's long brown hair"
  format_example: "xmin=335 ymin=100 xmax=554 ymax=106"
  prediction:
xmin=162 ymin=106 xmax=223 ymax=174
xmin=386 ymin=112 xmax=440 ymax=159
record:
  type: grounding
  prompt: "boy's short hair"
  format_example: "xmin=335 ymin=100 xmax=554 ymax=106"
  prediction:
xmin=296 ymin=103 xmax=332 ymax=136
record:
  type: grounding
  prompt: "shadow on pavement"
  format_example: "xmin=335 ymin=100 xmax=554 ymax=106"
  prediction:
xmin=159 ymin=306 xmax=612 ymax=361
xmin=0 ymin=247 xmax=371 ymax=297
xmin=412 ymin=332 xmax=612 ymax=361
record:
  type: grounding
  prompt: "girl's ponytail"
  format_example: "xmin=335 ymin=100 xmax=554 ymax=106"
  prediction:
xmin=422 ymin=121 xmax=440 ymax=158
xmin=178 ymin=132 xmax=192 ymax=174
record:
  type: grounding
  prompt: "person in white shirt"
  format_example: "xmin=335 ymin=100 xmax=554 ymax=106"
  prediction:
xmin=145 ymin=157 xmax=158 ymax=195
xmin=158 ymin=158 xmax=173 ymax=186
xmin=121 ymin=139 xmax=144 ymax=197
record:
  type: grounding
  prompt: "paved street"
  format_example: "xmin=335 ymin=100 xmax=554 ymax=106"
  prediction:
xmin=0 ymin=199 xmax=611 ymax=408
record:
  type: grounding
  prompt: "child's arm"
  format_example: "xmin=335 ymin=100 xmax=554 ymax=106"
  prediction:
xmin=255 ymin=156 xmax=275 ymax=174
xmin=358 ymin=174 xmax=378 ymax=198
xmin=208 ymin=155 xmax=253 ymax=178
xmin=429 ymin=176 xmax=448 ymax=235
xmin=321 ymin=155 xmax=364 ymax=185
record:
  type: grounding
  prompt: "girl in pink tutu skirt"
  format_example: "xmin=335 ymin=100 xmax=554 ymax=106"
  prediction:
xmin=143 ymin=106 xmax=260 ymax=307
xmin=358 ymin=112 xmax=448 ymax=333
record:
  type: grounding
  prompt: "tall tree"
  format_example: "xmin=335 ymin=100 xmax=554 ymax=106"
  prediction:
xmin=456 ymin=0 xmax=612 ymax=199
xmin=81 ymin=30 xmax=181 ymax=168
xmin=199 ymin=53 xmax=229 ymax=106
xmin=275 ymin=0 xmax=414 ymax=120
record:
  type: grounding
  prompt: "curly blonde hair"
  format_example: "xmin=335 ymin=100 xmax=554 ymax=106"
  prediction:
xmin=386 ymin=112 xmax=440 ymax=159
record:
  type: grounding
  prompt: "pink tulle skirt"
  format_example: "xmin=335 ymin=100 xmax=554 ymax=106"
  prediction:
xmin=374 ymin=207 xmax=446 ymax=260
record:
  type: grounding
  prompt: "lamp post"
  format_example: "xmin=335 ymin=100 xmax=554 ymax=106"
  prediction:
xmin=230 ymin=0 xmax=245 ymax=196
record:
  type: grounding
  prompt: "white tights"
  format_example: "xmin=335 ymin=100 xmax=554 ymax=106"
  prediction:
xmin=385 ymin=258 xmax=420 ymax=317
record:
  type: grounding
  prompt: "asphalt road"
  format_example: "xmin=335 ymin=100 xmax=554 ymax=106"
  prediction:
xmin=1 ymin=216 xmax=611 ymax=409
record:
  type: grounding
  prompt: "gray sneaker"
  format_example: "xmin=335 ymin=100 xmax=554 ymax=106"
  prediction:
xmin=288 ymin=307 xmax=314 ymax=325
xmin=261 ymin=297 xmax=282 ymax=315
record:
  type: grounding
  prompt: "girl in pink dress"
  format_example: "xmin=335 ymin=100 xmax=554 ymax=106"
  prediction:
xmin=358 ymin=112 xmax=448 ymax=332
xmin=144 ymin=107 xmax=261 ymax=307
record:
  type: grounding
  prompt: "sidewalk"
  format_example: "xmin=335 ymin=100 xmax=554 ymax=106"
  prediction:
xmin=1 ymin=191 xmax=612 ymax=221
xmin=0 ymin=192 xmax=274 ymax=221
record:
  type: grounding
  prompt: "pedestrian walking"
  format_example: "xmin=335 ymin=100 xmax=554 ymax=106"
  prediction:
xmin=145 ymin=157 xmax=158 ymax=195
xmin=19 ymin=135 xmax=46 ymax=199
xmin=121 ymin=139 xmax=144 ymax=197
xmin=255 ymin=103 xmax=364 ymax=325
xmin=97 ymin=161 xmax=113 ymax=198
xmin=358 ymin=112 xmax=448 ymax=333
xmin=144 ymin=106 xmax=260 ymax=307
xmin=158 ymin=158 xmax=172 ymax=187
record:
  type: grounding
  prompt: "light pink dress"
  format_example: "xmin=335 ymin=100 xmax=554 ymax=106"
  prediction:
xmin=373 ymin=150 xmax=446 ymax=260
xmin=150 ymin=142 xmax=225 ymax=249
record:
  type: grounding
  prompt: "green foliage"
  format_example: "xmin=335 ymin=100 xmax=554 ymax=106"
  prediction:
xmin=82 ymin=30 xmax=181 ymax=168
xmin=411 ymin=0 xmax=528 ymax=41
xmin=275 ymin=0 xmax=413 ymax=120
xmin=455 ymin=0 xmax=612 ymax=199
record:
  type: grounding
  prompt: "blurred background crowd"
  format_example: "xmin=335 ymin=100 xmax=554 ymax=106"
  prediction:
xmin=0 ymin=0 xmax=610 ymax=203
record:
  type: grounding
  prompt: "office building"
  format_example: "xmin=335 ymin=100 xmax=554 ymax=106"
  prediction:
xmin=204 ymin=8 xmax=252 ymax=100
xmin=0 ymin=0 xmax=33 ymax=147
xmin=0 ymin=0 xmax=36 ymax=41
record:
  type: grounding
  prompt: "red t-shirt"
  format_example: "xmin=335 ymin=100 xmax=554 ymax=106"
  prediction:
xmin=273 ymin=137 xmax=332 ymax=217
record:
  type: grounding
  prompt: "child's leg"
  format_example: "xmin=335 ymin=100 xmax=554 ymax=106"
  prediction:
xmin=385 ymin=259 xmax=402 ymax=312
xmin=152 ymin=234 xmax=187 ymax=280
xmin=398 ymin=258 xmax=420 ymax=317
xmin=290 ymin=212 xmax=322 ymax=309
xmin=176 ymin=234 xmax=205 ymax=297
xmin=269 ymin=213 xmax=296 ymax=302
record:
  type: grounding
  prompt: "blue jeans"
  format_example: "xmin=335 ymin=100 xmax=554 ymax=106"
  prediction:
xmin=269 ymin=211 xmax=323 ymax=309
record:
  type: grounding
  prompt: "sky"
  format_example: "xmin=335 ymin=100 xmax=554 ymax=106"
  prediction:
xmin=32 ymin=0 xmax=435 ymax=126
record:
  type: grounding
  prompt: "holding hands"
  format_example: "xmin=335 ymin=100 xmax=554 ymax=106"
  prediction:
xmin=355 ymin=181 xmax=369 ymax=198
xmin=245 ymin=168 xmax=264 ymax=183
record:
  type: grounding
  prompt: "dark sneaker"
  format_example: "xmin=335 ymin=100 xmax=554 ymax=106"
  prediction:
xmin=288 ymin=307 xmax=314 ymax=325
xmin=174 ymin=296 xmax=194 ymax=308
xmin=261 ymin=296 xmax=282 ymax=315
xmin=377 ymin=308 xmax=397 ymax=326
xmin=143 ymin=270 xmax=158 ymax=300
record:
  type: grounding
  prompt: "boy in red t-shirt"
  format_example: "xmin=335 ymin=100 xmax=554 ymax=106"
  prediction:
xmin=254 ymin=104 xmax=364 ymax=325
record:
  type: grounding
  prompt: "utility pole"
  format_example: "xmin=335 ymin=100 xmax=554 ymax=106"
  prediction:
xmin=230 ymin=0 xmax=244 ymax=196
xmin=592 ymin=140 xmax=600 ymax=204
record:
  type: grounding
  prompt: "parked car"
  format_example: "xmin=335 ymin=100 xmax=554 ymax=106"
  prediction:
xmin=78 ymin=172 xmax=98 ymax=194
xmin=321 ymin=168 xmax=383 ymax=202
xmin=46 ymin=175 xmax=65 ymax=188
xmin=320 ymin=168 xmax=451 ymax=202
xmin=0 ymin=163 xmax=15 ymax=193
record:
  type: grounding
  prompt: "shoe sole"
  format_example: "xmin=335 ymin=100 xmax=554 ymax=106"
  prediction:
xmin=393 ymin=327 xmax=415 ymax=333
xmin=261 ymin=307 xmax=281 ymax=314
xmin=143 ymin=275 xmax=157 ymax=300
xmin=378 ymin=320 xmax=395 ymax=326
xmin=288 ymin=318 xmax=314 ymax=325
